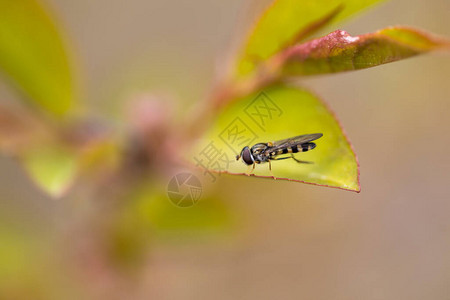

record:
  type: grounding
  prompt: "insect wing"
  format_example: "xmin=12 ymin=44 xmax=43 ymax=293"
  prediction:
xmin=265 ymin=133 xmax=323 ymax=153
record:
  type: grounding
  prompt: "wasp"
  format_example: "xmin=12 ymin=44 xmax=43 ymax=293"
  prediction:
xmin=236 ymin=133 xmax=323 ymax=175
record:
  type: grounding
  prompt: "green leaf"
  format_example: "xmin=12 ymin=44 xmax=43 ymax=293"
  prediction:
xmin=0 ymin=0 xmax=75 ymax=116
xmin=189 ymin=85 xmax=360 ymax=192
xmin=125 ymin=184 xmax=231 ymax=239
xmin=274 ymin=27 xmax=450 ymax=76
xmin=236 ymin=0 xmax=385 ymax=76
xmin=21 ymin=144 xmax=78 ymax=197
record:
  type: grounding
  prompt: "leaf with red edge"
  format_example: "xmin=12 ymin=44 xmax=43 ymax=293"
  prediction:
xmin=271 ymin=27 xmax=450 ymax=76
xmin=189 ymin=85 xmax=360 ymax=192
xmin=236 ymin=0 xmax=386 ymax=76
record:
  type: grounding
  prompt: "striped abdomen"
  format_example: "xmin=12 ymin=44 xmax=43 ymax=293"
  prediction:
xmin=270 ymin=142 xmax=316 ymax=157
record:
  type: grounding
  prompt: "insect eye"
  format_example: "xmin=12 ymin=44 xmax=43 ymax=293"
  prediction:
xmin=241 ymin=147 xmax=254 ymax=165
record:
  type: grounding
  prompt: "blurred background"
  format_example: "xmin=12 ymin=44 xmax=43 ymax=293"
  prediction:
xmin=1 ymin=0 xmax=449 ymax=299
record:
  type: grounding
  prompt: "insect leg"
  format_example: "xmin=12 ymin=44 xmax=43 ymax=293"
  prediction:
xmin=248 ymin=162 xmax=255 ymax=175
xmin=291 ymin=154 xmax=313 ymax=164
xmin=246 ymin=164 xmax=251 ymax=175
xmin=272 ymin=155 xmax=312 ymax=163
xmin=268 ymin=160 xmax=276 ymax=179
xmin=271 ymin=157 xmax=290 ymax=161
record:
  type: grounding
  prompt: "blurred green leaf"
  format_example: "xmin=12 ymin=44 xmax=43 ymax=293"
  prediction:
xmin=274 ymin=27 xmax=450 ymax=76
xmin=21 ymin=144 xmax=78 ymax=197
xmin=236 ymin=0 xmax=385 ymax=76
xmin=95 ymin=182 xmax=233 ymax=270
xmin=0 ymin=0 xmax=75 ymax=116
xmin=190 ymin=85 xmax=360 ymax=192
xmin=130 ymin=184 xmax=231 ymax=238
